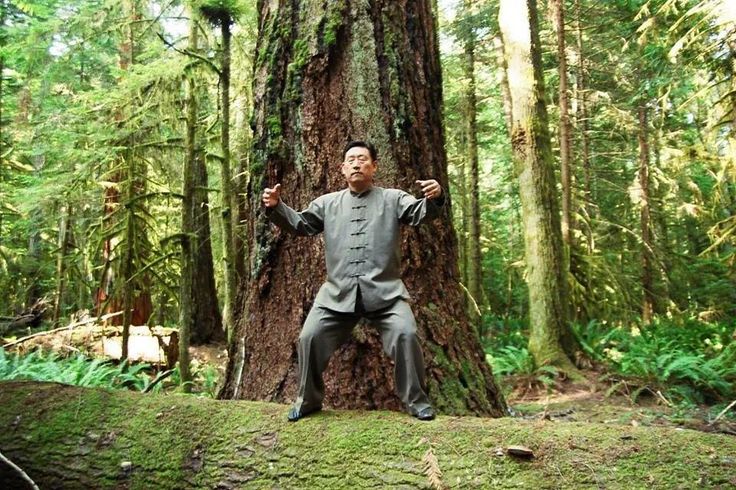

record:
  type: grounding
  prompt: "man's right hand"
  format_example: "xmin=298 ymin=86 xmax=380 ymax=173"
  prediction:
xmin=262 ymin=184 xmax=281 ymax=207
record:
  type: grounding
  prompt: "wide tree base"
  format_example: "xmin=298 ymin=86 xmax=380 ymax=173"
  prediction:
xmin=1 ymin=381 xmax=734 ymax=489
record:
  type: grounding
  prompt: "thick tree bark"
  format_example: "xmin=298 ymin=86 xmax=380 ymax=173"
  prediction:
xmin=460 ymin=0 xmax=484 ymax=321
xmin=221 ymin=0 xmax=506 ymax=416
xmin=638 ymin=104 xmax=654 ymax=324
xmin=499 ymin=0 xmax=577 ymax=371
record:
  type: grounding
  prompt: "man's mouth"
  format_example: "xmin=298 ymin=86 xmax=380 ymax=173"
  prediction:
xmin=351 ymin=172 xmax=363 ymax=176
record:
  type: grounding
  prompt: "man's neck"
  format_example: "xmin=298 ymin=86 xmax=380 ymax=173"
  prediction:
xmin=347 ymin=182 xmax=373 ymax=194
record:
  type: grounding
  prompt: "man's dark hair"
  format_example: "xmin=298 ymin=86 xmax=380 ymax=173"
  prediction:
xmin=343 ymin=140 xmax=377 ymax=161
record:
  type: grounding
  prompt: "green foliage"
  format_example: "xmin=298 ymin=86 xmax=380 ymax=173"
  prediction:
xmin=574 ymin=318 xmax=736 ymax=403
xmin=0 ymin=347 xmax=152 ymax=391
xmin=195 ymin=0 xmax=246 ymax=25
xmin=0 ymin=347 xmax=223 ymax=397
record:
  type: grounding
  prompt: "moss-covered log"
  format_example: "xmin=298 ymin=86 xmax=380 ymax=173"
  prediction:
xmin=1 ymin=381 xmax=735 ymax=489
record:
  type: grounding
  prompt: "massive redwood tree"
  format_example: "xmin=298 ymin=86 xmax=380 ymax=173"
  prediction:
xmin=220 ymin=0 xmax=506 ymax=416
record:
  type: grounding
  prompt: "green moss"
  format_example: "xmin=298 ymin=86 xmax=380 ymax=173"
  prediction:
xmin=321 ymin=0 xmax=347 ymax=48
xmin=4 ymin=381 xmax=734 ymax=489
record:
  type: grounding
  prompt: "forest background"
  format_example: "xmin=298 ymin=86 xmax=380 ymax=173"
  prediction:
xmin=1 ymin=0 xmax=735 ymax=419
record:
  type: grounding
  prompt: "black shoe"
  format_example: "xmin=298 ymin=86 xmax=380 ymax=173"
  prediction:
xmin=413 ymin=407 xmax=436 ymax=421
xmin=287 ymin=405 xmax=321 ymax=422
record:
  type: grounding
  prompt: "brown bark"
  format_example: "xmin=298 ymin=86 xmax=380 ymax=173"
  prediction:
xmin=181 ymin=13 xmax=223 ymax=349
xmin=221 ymin=0 xmax=506 ymax=416
xmin=638 ymin=104 xmax=654 ymax=324
xmin=500 ymin=0 xmax=577 ymax=371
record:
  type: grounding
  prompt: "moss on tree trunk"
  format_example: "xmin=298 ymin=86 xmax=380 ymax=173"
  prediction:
xmin=222 ymin=0 xmax=505 ymax=416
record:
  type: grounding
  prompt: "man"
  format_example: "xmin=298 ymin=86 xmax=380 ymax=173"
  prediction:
xmin=262 ymin=140 xmax=444 ymax=421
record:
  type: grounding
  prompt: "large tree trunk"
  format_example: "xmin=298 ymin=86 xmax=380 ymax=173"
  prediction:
xmin=221 ymin=0 xmax=506 ymax=416
xmin=499 ymin=0 xmax=577 ymax=371
xmin=638 ymin=104 xmax=654 ymax=324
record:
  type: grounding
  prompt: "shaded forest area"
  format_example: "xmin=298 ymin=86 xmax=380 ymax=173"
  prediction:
xmin=1 ymin=0 xmax=735 ymax=424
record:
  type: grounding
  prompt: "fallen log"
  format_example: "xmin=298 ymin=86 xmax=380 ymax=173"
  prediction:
xmin=0 ymin=381 xmax=734 ymax=489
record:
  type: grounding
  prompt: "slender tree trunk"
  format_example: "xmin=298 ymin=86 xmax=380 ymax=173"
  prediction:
xmin=52 ymin=205 xmax=72 ymax=324
xmin=553 ymin=0 xmax=573 ymax=251
xmin=461 ymin=0 xmax=484 ymax=322
xmin=499 ymin=0 xmax=577 ymax=371
xmin=493 ymin=36 xmax=513 ymax=139
xmin=180 ymin=13 xmax=223 ymax=348
xmin=179 ymin=15 xmax=201 ymax=393
xmin=574 ymin=0 xmax=593 ymax=256
xmin=457 ymin=157 xmax=470 ymax=289
xmin=97 ymin=0 xmax=152 ymax=345
xmin=221 ymin=0 xmax=506 ymax=416
xmin=638 ymin=104 xmax=654 ymax=324
xmin=219 ymin=19 xmax=238 ymax=343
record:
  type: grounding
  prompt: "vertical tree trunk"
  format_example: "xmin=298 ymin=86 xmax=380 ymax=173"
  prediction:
xmin=180 ymin=12 xmax=224 ymax=348
xmin=553 ymin=0 xmax=573 ymax=250
xmin=221 ymin=0 xmax=506 ymax=416
xmin=493 ymin=35 xmax=513 ymax=140
xmin=574 ymin=0 xmax=593 ymax=255
xmin=499 ymin=0 xmax=577 ymax=371
xmin=97 ymin=0 xmax=152 ymax=344
xmin=52 ymin=205 xmax=72 ymax=324
xmin=179 ymin=14 xmax=201 ymax=392
xmin=456 ymin=157 xmax=470 ymax=289
xmin=638 ymin=104 xmax=654 ymax=324
xmin=219 ymin=19 xmax=238 ymax=342
xmin=460 ymin=0 xmax=484 ymax=322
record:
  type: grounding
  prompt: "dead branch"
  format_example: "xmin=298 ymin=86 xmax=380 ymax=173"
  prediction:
xmin=0 ymin=449 xmax=39 ymax=490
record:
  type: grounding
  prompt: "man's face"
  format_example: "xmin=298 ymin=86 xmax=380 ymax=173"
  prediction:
xmin=341 ymin=146 xmax=377 ymax=187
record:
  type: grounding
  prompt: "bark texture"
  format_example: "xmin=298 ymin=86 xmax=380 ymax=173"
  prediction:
xmin=499 ymin=0 xmax=577 ymax=370
xmin=221 ymin=0 xmax=506 ymax=416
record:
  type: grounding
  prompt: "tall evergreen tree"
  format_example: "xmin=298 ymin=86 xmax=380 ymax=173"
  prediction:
xmin=220 ymin=0 xmax=507 ymax=416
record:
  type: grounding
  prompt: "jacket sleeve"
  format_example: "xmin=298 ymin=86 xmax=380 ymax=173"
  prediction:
xmin=396 ymin=189 xmax=446 ymax=226
xmin=266 ymin=197 xmax=325 ymax=236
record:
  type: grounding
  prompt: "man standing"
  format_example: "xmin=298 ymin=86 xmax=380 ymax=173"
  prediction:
xmin=262 ymin=141 xmax=444 ymax=421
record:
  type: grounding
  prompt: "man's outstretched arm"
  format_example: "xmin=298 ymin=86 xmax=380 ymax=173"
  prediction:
xmin=396 ymin=179 xmax=445 ymax=226
xmin=263 ymin=183 xmax=324 ymax=236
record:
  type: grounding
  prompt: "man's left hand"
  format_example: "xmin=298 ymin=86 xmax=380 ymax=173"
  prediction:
xmin=416 ymin=179 xmax=442 ymax=200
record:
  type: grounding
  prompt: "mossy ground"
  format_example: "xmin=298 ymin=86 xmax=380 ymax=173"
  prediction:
xmin=1 ymin=380 xmax=735 ymax=489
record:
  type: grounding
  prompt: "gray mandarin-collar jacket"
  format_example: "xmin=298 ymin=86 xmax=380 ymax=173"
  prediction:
xmin=267 ymin=186 xmax=445 ymax=312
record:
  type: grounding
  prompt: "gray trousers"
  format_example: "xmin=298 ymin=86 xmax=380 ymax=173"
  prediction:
xmin=294 ymin=296 xmax=431 ymax=415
